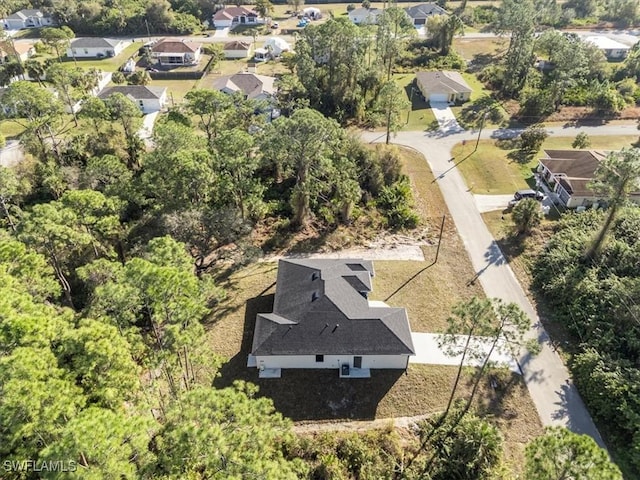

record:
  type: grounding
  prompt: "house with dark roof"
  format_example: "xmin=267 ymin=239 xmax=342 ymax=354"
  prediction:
xmin=3 ymin=9 xmax=56 ymax=30
xmin=223 ymin=40 xmax=252 ymax=59
xmin=404 ymin=3 xmax=447 ymax=26
xmin=150 ymin=39 xmax=202 ymax=66
xmin=212 ymin=72 xmax=276 ymax=101
xmin=98 ymin=85 xmax=168 ymax=114
xmin=538 ymin=149 xmax=640 ymax=208
xmin=66 ymin=38 xmax=128 ymax=59
xmin=415 ymin=70 xmax=472 ymax=104
xmin=213 ymin=6 xmax=264 ymax=28
xmin=249 ymin=259 xmax=415 ymax=378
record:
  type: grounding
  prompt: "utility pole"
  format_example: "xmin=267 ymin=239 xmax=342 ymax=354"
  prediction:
xmin=433 ymin=214 xmax=446 ymax=264
xmin=145 ymin=19 xmax=151 ymax=43
xmin=474 ymin=111 xmax=488 ymax=152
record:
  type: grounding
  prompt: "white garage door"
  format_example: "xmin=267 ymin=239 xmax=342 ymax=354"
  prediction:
xmin=429 ymin=93 xmax=448 ymax=103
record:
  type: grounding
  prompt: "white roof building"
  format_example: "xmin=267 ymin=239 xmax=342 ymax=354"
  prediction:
xmin=584 ymin=35 xmax=631 ymax=59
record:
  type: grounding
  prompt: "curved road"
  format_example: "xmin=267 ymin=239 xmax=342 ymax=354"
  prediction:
xmin=361 ymin=125 xmax=628 ymax=448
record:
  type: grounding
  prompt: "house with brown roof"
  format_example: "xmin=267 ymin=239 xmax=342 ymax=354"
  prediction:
xmin=213 ymin=7 xmax=264 ymax=28
xmin=0 ymin=41 xmax=35 ymax=64
xmin=223 ymin=40 xmax=252 ymax=59
xmin=150 ymin=39 xmax=202 ymax=66
xmin=415 ymin=70 xmax=472 ymax=104
xmin=249 ymin=259 xmax=415 ymax=378
xmin=538 ymin=149 xmax=640 ymax=208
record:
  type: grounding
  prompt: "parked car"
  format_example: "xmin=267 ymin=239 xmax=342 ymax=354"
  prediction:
xmin=509 ymin=189 xmax=544 ymax=207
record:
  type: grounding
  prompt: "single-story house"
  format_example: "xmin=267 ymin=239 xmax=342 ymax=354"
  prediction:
xmin=66 ymin=38 xmax=128 ymax=59
xmin=349 ymin=7 xmax=383 ymax=25
xmin=3 ymin=9 xmax=56 ymax=30
xmin=213 ymin=7 xmax=264 ymax=28
xmin=415 ymin=70 xmax=472 ymax=103
xmin=212 ymin=72 xmax=276 ymax=101
xmin=538 ymin=149 xmax=640 ymax=208
xmin=223 ymin=40 xmax=252 ymax=59
xmin=0 ymin=41 xmax=35 ymax=64
xmin=98 ymin=85 xmax=168 ymax=114
xmin=254 ymin=36 xmax=291 ymax=61
xmin=404 ymin=3 xmax=447 ymax=26
xmin=584 ymin=35 xmax=631 ymax=60
xmin=249 ymin=259 xmax=415 ymax=378
xmin=150 ymin=39 xmax=202 ymax=66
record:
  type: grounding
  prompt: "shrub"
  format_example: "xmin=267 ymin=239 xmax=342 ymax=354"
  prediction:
xmin=376 ymin=177 xmax=420 ymax=230
xmin=346 ymin=4 xmax=356 ymax=12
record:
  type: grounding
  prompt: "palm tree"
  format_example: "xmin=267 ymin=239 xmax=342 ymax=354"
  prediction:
xmin=512 ymin=198 xmax=542 ymax=234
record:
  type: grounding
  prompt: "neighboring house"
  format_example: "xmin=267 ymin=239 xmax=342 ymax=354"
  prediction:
xmin=223 ymin=40 xmax=252 ymax=59
xmin=254 ymin=37 xmax=291 ymax=61
xmin=349 ymin=7 xmax=383 ymax=25
xmin=404 ymin=3 xmax=447 ymax=26
xmin=0 ymin=41 xmax=35 ymax=64
xmin=150 ymin=39 xmax=202 ymax=66
xmin=212 ymin=72 xmax=276 ymax=101
xmin=584 ymin=35 xmax=631 ymax=60
xmin=415 ymin=70 xmax=472 ymax=103
xmin=98 ymin=85 xmax=168 ymax=114
xmin=66 ymin=38 xmax=128 ymax=59
xmin=212 ymin=7 xmax=264 ymax=28
xmin=249 ymin=259 xmax=415 ymax=378
xmin=538 ymin=149 xmax=640 ymax=208
xmin=3 ymin=9 xmax=56 ymax=30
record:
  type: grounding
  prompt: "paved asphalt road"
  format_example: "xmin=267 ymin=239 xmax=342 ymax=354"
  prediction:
xmin=362 ymin=126 xmax=617 ymax=448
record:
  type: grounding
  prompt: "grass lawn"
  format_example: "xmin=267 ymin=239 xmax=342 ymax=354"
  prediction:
xmin=452 ymin=135 xmax=639 ymax=195
xmin=60 ymin=42 xmax=142 ymax=72
xmin=393 ymin=73 xmax=437 ymax=131
xmin=0 ymin=120 xmax=27 ymax=139
xmin=149 ymin=79 xmax=199 ymax=104
xmin=453 ymin=37 xmax=509 ymax=61
xmin=205 ymin=145 xmax=542 ymax=473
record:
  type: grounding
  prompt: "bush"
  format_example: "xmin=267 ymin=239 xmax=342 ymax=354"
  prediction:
xmin=519 ymin=124 xmax=548 ymax=152
xmin=376 ymin=177 xmax=420 ymax=230
xmin=346 ymin=4 xmax=356 ymax=11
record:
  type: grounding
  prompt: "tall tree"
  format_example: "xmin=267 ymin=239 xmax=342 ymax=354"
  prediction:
xmin=525 ymin=427 xmax=623 ymax=479
xmin=585 ymin=147 xmax=640 ymax=260
xmin=41 ymin=26 xmax=75 ymax=62
xmin=260 ymin=108 xmax=342 ymax=226
xmin=46 ymin=63 xmax=83 ymax=125
xmin=103 ymin=93 xmax=144 ymax=169
xmin=156 ymin=383 xmax=303 ymax=478
xmin=184 ymin=89 xmax=234 ymax=146
xmin=493 ymin=0 xmax=536 ymax=97
xmin=2 ymin=81 xmax=65 ymax=161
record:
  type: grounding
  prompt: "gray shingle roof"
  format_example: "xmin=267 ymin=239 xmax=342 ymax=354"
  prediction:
xmin=251 ymin=259 xmax=415 ymax=356
xmin=212 ymin=72 xmax=276 ymax=99
xmin=416 ymin=70 xmax=472 ymax=95
xmin=404 ymin=3 xmax=447 ymax=18
xmin=8 ymin=9 xmax=45 ymax=20
xmin=98 ymin=85 xmax=167 ymax=100
xmin=70 ymin=38 xmax=122 ymax=49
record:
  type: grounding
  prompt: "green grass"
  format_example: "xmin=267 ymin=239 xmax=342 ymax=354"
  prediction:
xmin=149 ymin=79 xmax=199 ymax=104
xmin=452 ymin=135 xmax=639 ymax=195
xmin=393 ymin=73 xmax=437 ymax=131
xmin=60 ymin=42 xmax=142 ymax=72
xmin=0 ymin=120 xmax=27 ymax=140
xmin=449 ymin=72 xmax=493 ymax=122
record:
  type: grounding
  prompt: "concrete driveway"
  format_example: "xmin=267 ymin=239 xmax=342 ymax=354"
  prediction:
xmin=213 ymin=27 xmax=230 ymax=38
xmin=430 ymin=102 xmax=464 ymax=134
xmin=409 ymin=332 xmax=520 ymax=373
xmin=474 ymin=194 xmax=514 ymax=213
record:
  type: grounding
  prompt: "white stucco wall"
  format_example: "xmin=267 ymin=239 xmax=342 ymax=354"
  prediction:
xmin=224 ymin=48 xmax=251 ymax=59
xmin=67 ymin=44 xmax=125 ymax=58
xmin=254 ymin=354 xmax=410 ymax=370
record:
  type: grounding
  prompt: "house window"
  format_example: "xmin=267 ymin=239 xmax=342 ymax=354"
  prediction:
xmin=316 ymin=355 xmax=324 ymax=362
xmin=83 ymin=49 xmax=88 ymax=54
